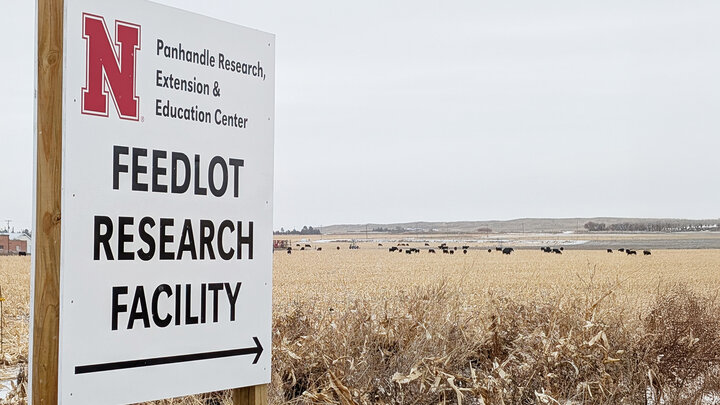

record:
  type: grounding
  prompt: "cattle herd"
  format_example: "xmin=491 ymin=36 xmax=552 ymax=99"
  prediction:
xmin=285 ymin=243 xmax=325 ymax=254
xmin=611 ymin=248 xmax=652 ymax=255
xmin=281 ymin=242 xmax=653 ymax=257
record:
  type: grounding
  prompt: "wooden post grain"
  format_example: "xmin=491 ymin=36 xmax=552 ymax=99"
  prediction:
xmin=33 ymin=0 xmax=63 ymax=403
xmin=233 ymin=385 xmax=268 ymax=405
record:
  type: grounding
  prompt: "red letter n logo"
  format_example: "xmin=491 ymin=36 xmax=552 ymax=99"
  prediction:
xmin=82 ymin=14 xmax=141 ymax=120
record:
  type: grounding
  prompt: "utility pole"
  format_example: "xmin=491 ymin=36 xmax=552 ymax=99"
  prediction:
xmin=2 ymin=220 xmax=10 ymax=233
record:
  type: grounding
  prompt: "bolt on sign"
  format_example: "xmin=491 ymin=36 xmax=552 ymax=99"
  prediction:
xmin=31 ymin=0 xmax=274 ymax=403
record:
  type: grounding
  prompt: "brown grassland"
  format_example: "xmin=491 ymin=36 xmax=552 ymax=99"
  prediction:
xmin=1 ymin=237 xmax=720 ymax=404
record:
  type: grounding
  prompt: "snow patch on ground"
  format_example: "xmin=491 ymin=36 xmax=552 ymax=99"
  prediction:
xmin=0 ymin=366 xmax=19 ymax=400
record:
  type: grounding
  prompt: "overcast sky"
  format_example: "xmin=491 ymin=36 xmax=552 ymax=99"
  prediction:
xmin=1 ymin=1 xmax=719 ymax=231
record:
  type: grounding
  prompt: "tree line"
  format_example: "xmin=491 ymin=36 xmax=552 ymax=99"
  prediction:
xmin=274 ymin=226 xmax=321 ymax=235
xmin=371 ymin=226 xmax=408 ymax=233
xmin=584 ymin=221 xmax=720 ymax=232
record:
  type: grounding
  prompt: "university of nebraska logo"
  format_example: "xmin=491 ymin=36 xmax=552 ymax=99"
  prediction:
xmin=82 ymin=13 xmax=141 ymax=120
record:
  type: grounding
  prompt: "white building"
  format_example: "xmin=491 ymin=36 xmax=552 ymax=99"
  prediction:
xmin=8 ymin=231 xmax=32 ymax=255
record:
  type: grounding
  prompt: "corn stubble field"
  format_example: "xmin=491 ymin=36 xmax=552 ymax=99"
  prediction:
xmin=1 ymin=241 xmax=720 ymax=404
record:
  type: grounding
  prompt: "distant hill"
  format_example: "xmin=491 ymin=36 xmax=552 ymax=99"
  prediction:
xmin=319 ymin=217 xmax=720 ymax=235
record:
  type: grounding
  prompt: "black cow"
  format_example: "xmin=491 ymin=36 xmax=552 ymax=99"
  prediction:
xmin=337 ymin=246 xmax=340 ymax=250
xmin=626 ymin=250 xmax=637 ymax=255
xmin=487 ymin=249 xmax=492 ymax=253
xmin=443 ymin=249 xmax=449 ymax=254
xmin=496 ymin=247 xmax=503 ymax=251
xmin=559 ymin=247 xmax=564 ymax=251
xmin=316 ymin=247 xmax=322 ymax=251
xmin=425 ymin=243 xmax=430 ymax=246
xmin=553 ymin=249 xmax=562 ymax=254
xmin=502 ymin=247 xmax=514 ymax=255
xmin=449 ymin=250 xmax=454 ymax=255
xmin=18 ymin=252 xmax=27 ymax=256
xmin=378 ymin=243 xmax=383 ymax=247
xmin=643 ymin=250 xmax=651 ymax=255
xmin=428 ymin=249 xmax=436 ymax=254
xmin=305 ymin=244 xmax=312 ymax=248
xmin=463 ymin=249 xmax=467 ymax=254
xmin=618 ymin=248 xmax=625 ymax=252
xmin=389 ymin=247 xmax=398 ymax=252
xmin=607 ymin=249 xmax=613 ymax=253
xmin=406 ymin=250 xmax=412 ymax=254
xmin=462 ymin=245 xmax=470 ymax=250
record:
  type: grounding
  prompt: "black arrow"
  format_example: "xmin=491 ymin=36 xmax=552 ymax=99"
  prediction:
xmin=74 ymin=337 xmax=263 ymax=374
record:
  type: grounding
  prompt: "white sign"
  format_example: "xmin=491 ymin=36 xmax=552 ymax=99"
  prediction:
xmin=54 ymin=0 xmax=273 ymax=402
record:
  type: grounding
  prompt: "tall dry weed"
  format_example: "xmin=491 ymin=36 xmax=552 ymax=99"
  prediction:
xmin=640 ymin=285 xmax=720 ymax=404
xmin=270 ymin=280 xmax=720 ymax=404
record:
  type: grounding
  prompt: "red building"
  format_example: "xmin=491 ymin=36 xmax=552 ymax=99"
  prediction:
xmin=0 ymin=234 xmax=27 ymax=254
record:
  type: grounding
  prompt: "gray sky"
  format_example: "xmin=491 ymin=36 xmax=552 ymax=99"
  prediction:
xmin=2 ymin=1 xmax=719 ymax=231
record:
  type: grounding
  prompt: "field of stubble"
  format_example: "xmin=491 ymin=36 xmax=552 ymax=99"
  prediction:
xmin=274 ymin=245 xmax=720 ymax=313
xmin=270 ymin=243 xmax=720 ymax=404
xmin=1 ymin=240 xmax=720 ymax=404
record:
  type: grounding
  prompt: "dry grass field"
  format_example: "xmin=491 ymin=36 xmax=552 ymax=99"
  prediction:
xmin=274 ymin=243 xmax=720 ymax=312
xmin=1 ymin=234 xmax=720 ymax=404
xmin=268 ymin=239 xmax=720 ymax=404
xmin=0 ymin=257 xmax=30 ymax=365
xmin=0 ymin=256 xmax=31 ymax=405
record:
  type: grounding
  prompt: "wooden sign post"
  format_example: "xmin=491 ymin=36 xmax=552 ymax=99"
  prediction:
xmin=33 ymin=0 xmax=273 ymax=403
xmin=234 ymin=385 xmax=269 ymax=405
xmin=33 ymin=0 xmax=63 ymax=403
